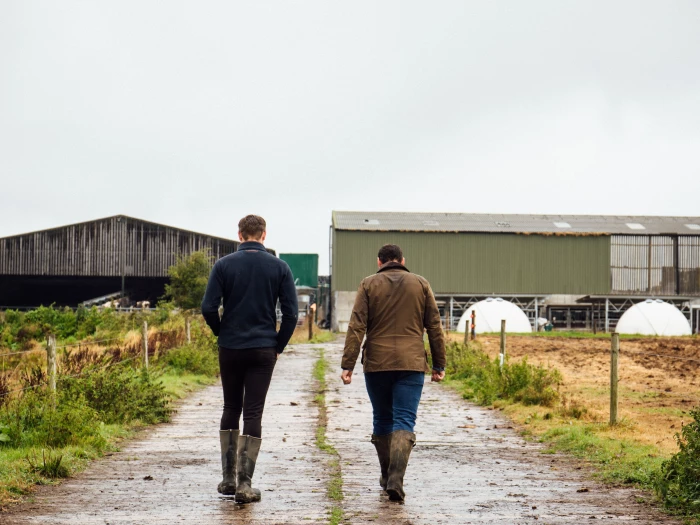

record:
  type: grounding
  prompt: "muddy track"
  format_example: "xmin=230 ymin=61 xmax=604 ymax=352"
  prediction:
xmin=4 ymin=342 xmax=681 ymax=524
xmin=324 ymin=341 xmax=679 ymax=524
xmin=3 ymin=345 xmax=328 ymax=525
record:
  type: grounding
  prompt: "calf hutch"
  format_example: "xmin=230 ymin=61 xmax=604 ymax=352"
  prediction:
xmin=0 ymin=215 xmax=243 ymax=308
xmin=329 ymin=212 xmax=700 ymax=333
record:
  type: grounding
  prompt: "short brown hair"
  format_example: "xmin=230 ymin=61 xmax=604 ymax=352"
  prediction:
xmin=238 ymin=215 xmax=266 ymax=240
xmin=378 ymin=244 xmax=403 ymax=264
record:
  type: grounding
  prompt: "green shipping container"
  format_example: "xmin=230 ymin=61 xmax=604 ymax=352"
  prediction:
xmin=279 ymin=253 xmax=319 ymax=288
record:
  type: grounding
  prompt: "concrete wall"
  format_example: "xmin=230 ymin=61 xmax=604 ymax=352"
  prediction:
xmin=331 ymin=290 xmax=357 ymax=332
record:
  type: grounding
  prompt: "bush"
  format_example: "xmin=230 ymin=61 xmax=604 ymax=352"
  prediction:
xmin=656 ymin=407 xmax=700 ymax=517
xmin=0 ymin=390 xmax=105 ymax=449
xmin=162 ymin=333 xmax=219 ymax=376
xmin=59 ymin=364 xmax=172 ymax=425
xmin=444 ymin=341 xmax=561 ymax=407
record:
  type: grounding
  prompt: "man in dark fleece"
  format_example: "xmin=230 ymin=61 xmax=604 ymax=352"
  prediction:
xmin=201 ymin=214 xmax=298 ymax=503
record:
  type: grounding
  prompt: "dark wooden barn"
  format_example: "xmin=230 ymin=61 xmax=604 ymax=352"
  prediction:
xmin=0 ymin=215 xmax=242 ymax=307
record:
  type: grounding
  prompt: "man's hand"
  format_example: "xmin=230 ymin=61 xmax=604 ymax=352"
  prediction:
xmin=431 ymin=370 xmax=446 ymax=382
xmin=341 ymin=369 xmax=353 ymax=385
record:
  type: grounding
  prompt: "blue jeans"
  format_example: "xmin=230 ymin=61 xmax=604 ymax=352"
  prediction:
xmin=364 ymin=371 xmax=425 ymax=435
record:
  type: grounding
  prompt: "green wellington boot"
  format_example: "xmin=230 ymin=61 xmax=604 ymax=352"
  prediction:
xmin=371 ymin=433 xmax=392 ymax=490
xmin=385 ymin=430 xmax=416 ymax=502
xmin=217 ymin=429 xmax=239 ymax=495
xmin=235 ymin=435 xmax=262 ymax=503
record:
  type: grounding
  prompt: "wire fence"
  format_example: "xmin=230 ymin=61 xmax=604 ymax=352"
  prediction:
xmin=0 ymin=320 xmax=193 ymax=400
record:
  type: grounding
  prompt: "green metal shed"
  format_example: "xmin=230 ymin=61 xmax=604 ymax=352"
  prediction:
xmin=279 ymin=253 xmax=319 ymax=288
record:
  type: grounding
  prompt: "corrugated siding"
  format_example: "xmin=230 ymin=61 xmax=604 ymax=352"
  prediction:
xmin=279 ymin=254 xmax=319 ymax=287
xmin=0 ymin=216 xmax=239 ymax=277
xmin=611 ymin=234 xmax=700 ymax=295
xmin=332 ymin=230 xmax=611 ymax=294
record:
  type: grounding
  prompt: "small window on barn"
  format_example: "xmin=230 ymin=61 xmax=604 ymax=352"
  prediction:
xmin=626 ymin=223 xmax=646 ymax=230
xmin=554 ymin=222 xmax=571 ymax=228
xmin=363 ymin=219 xmax=380 ymax=225
xmin=685 ymin=224 xmax=700 ymax=231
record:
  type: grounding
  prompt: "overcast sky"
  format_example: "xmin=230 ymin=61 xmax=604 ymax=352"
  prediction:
xmin=2 ymin=1 xmax=699 ymax=272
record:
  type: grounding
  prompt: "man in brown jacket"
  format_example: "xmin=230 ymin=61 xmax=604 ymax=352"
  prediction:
xmin=340 ymin=244 xmax=446 ymax=502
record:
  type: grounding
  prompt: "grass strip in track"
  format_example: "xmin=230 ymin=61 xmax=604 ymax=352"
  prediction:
xmin=313 ymin=348 xmax=344 ymax=525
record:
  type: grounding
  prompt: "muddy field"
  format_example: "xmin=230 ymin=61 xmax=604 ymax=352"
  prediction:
xmin=3 ymin=341 xmax=684 ymax=525
xmin=476 ymin=335 xmax=700 ymax=454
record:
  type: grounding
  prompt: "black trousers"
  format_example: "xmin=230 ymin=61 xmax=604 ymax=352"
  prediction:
xmin=219 ymin=347 xmax=277 ymax=438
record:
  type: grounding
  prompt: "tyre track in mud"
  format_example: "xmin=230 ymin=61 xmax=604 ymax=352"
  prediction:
xmin=324 ymin=341 xmax=680 ymax=525
xmin=4 ymin=345 xmax=329 ymax=525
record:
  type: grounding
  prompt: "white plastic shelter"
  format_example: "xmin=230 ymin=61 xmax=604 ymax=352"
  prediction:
xmin=615 ymin=299 xmax=691 ymax=336
xmin=456 ymin=298 xmax=532 ymax=333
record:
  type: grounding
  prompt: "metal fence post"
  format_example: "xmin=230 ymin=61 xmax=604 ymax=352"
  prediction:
xmin=499 ymin=320 xmax=506 ymax=369
xmin=610 ymin=332 xmax=619 ymax=425
xmin=186 ymin=318 xmax=191 ymax=344
xmin=47 ymin=334 xmax=57 ymax=393
xmin=142 ymin=321 xmax=149 ymax=370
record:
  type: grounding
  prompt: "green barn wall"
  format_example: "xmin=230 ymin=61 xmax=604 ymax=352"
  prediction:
xmin=332 ymin=230 xmax=611 ymax=295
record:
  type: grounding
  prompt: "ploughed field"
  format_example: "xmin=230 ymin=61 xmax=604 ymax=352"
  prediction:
xmin=475 ymin=334 xmax=700 ymax=455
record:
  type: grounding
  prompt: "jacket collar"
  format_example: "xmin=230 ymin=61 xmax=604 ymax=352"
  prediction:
xmin=237 ymin=241 xmax=267 ymax=252
xmin=377 ymin=261 xmax=410 ymax=274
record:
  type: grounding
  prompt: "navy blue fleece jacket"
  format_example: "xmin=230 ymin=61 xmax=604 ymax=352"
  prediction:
xmin=201 ymin=241 xmax=298 ymax=352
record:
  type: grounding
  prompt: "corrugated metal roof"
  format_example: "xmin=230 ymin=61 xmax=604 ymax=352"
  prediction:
xmin=332 ymin=211 xmax=700 ymax=235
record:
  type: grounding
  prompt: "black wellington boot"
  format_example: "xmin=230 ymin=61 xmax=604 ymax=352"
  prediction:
xmin=371 ymin=433 xmax=392 ymax=490
xmin=235 ymin=435 xmax=262 ymax=503
xmin=385 ymin=430 xmax=416 ymax=502
xmin=217 ymin=429 xmax=239 ymax=495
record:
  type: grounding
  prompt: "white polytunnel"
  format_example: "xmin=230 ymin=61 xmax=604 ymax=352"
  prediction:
xmin=615 ymin=299 xmax=691 ymax=336
xmin=456 ymin=298 xmax=532 ymax=333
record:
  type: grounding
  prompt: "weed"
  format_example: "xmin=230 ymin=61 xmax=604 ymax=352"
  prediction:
xmin=26 ymin=449 xmax=69 ymax=479
xmin=445 ymin=342 xmax=561 ymax=407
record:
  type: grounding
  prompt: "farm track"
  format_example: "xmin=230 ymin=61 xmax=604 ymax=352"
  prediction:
xmin=5 ymin=341 xmax=680 ymax=524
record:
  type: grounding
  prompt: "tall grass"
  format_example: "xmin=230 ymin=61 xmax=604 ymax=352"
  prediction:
xmin=0 ymin=318 xmax=220 ymax=506
xmin=445 ymin=341 xmax=562 ymax=407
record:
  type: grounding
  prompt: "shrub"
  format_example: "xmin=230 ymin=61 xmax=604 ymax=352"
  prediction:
xmin=59 ymin=364 xmax=172 ymax=425
xmin=0 ymin=390 xmax=105 ymax=449
xmin=444 ymin=342 xmax=561 ymax=407
xmin=26 ymin=449 xmax=69 ymax=478
xmin=655 ymin=407 xmax=700 ymax=517
xmin=162 ymin=334 xmax=219 ymax=376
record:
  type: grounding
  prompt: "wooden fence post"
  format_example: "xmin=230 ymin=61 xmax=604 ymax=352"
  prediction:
xmin=499 ymin=320 xmax=506 ymax=368
xmin=308 ymin=307 xmax=313 ymax=341
xmin=186 ymin=318 xmax=191 ymax=344
xmin=463 ymin=317 xmax=469 ymax=345
xmin=610 ymin=332 xmax=619 ymax=425
xmin=142 ymin=321 xmax=149 ymax=370
xmin=47 ymin=334 xmax=57 ymax=393
xmin=471 ymin=311 xmax=477 ymax=341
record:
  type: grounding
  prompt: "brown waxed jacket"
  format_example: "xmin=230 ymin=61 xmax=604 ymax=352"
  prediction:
xmin=341 ymin=262 xmax=446 ymax=373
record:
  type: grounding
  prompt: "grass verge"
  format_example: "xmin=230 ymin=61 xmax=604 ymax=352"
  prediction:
xmin=443 ymin=339 xmax=700 ymax=521
xmin=289 ymin=325 xmax=336 ymax=345
xmin=0 ymin=336 xmax=219 ymax=509
xmin=313 ymin=348 xmax=344 ymax=525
